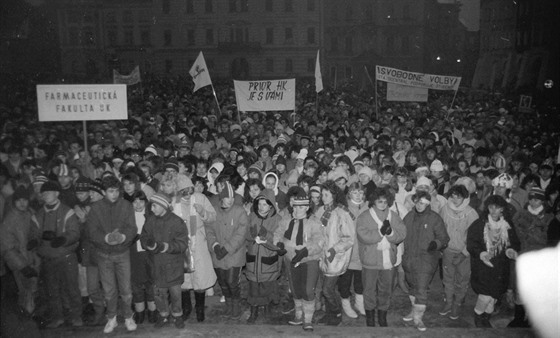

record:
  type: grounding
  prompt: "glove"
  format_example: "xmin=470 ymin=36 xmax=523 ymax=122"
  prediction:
xmin=257 ymin=226 xmax=268 ymax=239
xmin=50 ymin=236 xmax=66 ymax=248
xmin=146 ymin=236 xmax=156 ymax=249
xmin=327 ymin=248 xmax=336 ymax=263
xmin=214 ymin=245 xmax=228 ymax=260
xmin=107 ymin=231 xmax=123 ymax=244
xmin=380 ymin=220 xmax=392 ymax=236
xmin=276 ymin=242 xmax=287 ymax=256
xmin=21 ymin=266 xmax=38 ymax=279
xmin=42 ymin=231 xmax=56 ymax=241
xmin=249 ymin=226 xmax=257 ymax=239
xmin=26 ymin=239 xmax=39 ymax=251
xmin=291 ymin=247 xmax=308 ymax=265
xmin=427 ymin=241 xmax=438 ymax=251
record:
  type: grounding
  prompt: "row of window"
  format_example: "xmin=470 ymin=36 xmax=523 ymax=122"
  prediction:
xmin=161 ymin=56 xmax=319 ymax=74
xmin=163 ymin=0 xmax=315 ymax=15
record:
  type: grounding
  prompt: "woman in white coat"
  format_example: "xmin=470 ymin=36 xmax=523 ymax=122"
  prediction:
xmin=172 ymin=174 xmax=217 ymax=322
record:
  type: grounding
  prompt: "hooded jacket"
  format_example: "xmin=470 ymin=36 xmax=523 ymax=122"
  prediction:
xmin=245 ymin=189 xmax=282 ymax=282
xmin=274 ymin=213 xmax=325 ymax=264
xmin=0 ymin=208 xmax=41 ymax=273
xmin=206 ymin=203 xmax=248 ymax=269
xmin=439 ymin=198 xmax=479 ymax=255
xmin=262 ymin=172 xmax=288 ymax=211
xmin=36 ymin=201 xmax=81 ymax=259
xmin=317 ymin=205 xmax=356 ymax=277
xmin=512 ymin=206 xmax=553 ymax=254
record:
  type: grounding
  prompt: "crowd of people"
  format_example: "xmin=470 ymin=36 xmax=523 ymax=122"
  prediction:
xmin=1 ymin=73 xmax=559 ymax=334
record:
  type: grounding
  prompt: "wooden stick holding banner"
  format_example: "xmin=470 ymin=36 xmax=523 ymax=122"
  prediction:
xmin=83 ymin=121 xmax=88 ymax=155
xmin=449 ymin=88 xmax=459 ymax=112
xmin=210 ymin=84 xmax=222 ymax=122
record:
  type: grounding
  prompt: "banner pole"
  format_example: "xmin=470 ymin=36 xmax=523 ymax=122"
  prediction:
xmin=375 ymin=79 xmax=379 ymax=121
xmin=211 ymin=85 xmax=221 ymax=122
xmin=450 ymin=88 xmax=459 ymax=111
xmin=83 ymin=120 xmax=88 ymax=155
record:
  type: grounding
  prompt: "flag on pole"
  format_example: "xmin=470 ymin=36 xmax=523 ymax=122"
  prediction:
xmin=113 ymin=65 xmax=141 ymax=85
xmin=315 ymin=50 xmax=323 ymax=93
xmin=189 ymin=51 xmax=212 ymax=93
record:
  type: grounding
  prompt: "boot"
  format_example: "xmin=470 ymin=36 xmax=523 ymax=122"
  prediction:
xmin=449 ymin=303 xmax=460 ymax=320
xmin=134 ymin=310 xmax=145 ymax=324
xmin=247 ymin=306 xmax=258 ymax=324
xmin=341 ymin=298 xmax=358 ymax=318
xmin=181 ymin=291 xmax=192 ymax=320
xmin=378 ymin=310 xmax=388 ymax=327
xmin=481 ymin=312 xmax=493 ymax=328
xmin=154 ymin=314 xmax=169 ymax=328
xmin=507 ymin=305 xmax=529 ymax=328
xmin=403 ymin=295 xmax=415 ymax=322
xmin=147 ymin=310 xmax=158 ymax=323
xmin=194 ymin=291 xmax=205 ymax=322
xmin=222 ymin=298 xmax=233 ymax=317
xmin=231 ymin=298 xmax=242 ymax=318
xmin=262 ymin=304 xmax=272 ymax=319
xmin=172 ymin=315 xmax=184 ymax=329
xmin=302 ymin=300 xmax=315 ymax=331
xmin=354 ymin=294 xmax=366 ymax=316
xmin=365 ymin=309 xmax=376 ymax=327
xmin=413 ymin=304 xmax=427 ymax=331
xmin=439 ymin=302 xmax=453 ymax=316
xmin=327 ymin=312 xmax=342 ymax=326
xmin=474 ymin=311 xmax=485 ymax=328
xmin=87 ymin=305 xmax=106 ymax=326
xmin=288 ymin=299 xmax=303 ymax=325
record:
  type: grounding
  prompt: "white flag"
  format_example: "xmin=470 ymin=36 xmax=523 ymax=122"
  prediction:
xmin=315 ymin=50 xmax=323 ymax=93
xmin=189 ymin=52 xmax=212 ymax=93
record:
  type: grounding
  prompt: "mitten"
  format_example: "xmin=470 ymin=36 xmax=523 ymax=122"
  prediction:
xmin=380 ymin=220 xmax=392 ymax=236
xmin=427 ymin=241 xmax=438 ymax=251
xmin=276 ymin=242 xmax=287 ymax=256
xmin=291 ymin=247 xmax=309 ymax=265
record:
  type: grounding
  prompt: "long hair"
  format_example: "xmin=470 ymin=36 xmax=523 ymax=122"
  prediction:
xmin=320 ymin=180 xmax=348 ymax=207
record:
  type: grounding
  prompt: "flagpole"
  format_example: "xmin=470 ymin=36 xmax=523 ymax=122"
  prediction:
xmin=374 ymin=79 xmax=379 ymax=121
xmin=210 ymin=84 xmax=221 ymax=122
xmin=449 ymin=88 xmax=459 ymax=110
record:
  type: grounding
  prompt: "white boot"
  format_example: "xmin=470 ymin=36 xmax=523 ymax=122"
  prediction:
xmin=403 ymin=295 xmax=415 ymax=321
xmin=413 ymin=304 xmax=427 ymax=331
xmin=354 ymin=294 xmax=366 ymax=316
xmin=341 ymin=298 xmax=358 ymax=319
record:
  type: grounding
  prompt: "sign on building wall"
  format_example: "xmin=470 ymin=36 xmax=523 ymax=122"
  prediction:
xmin=36 ymin=84 xmax=128 ymax=121
xmin=386 ymin=83 xmax=429 ymax=102
xmin=234 ymin=79 xmax=295 ymax=111
xmin=376 ymin=65 xmax=461 ymax=91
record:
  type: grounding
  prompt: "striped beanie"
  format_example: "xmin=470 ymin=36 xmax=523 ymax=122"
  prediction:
xmin=58 ymin=163 xmax=70 ymax=177
xmin=89 ymin=179 xmax=104 ymax=195
xmin=150 ymin=193 xmax=172 ymax=209
xmin=218 ymin=181 xmax=234 ymax=200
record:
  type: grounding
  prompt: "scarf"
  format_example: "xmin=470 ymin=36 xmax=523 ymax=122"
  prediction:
xmin=484 ymin=215 xmax=510 ymax=259
xmin=284 ymin=218 xmax=304 ymax=245
xmin=527 ymin=204 xmax=544 ymax=216
xmin=368 ymin=207 xmax=393 ymax=269
xmin=320 ymin=203 xmax=354 ymax=227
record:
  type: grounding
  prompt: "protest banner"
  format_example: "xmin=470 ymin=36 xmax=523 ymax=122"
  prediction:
xmin=375 ymin=65 xmax=461 ymax=91
xmin=113 ymin=66 xmax=141 ymax=85
xmin=37 ymin=84 xmax=128 ymax=121
xmin=386 ymin=83 xmax=429 ymax=102
xmin=234 ymin=79 xmax=295 ymax=111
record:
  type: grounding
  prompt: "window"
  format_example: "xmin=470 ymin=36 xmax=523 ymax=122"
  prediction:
xmin=206 ymin=29 xmax=214 ymax=44
xmin=122 ymin=10 xmax=133 ymax=23
xmin=286 ymin=58 xmax=293 ymax=73
xmin=165 ymin=59 xmax=173 ymax=73
xmin=345 ymin=36 xmax=352 ymax=53
xmin=83 ymin=29 xmax=95 ymax=45
xmin=307 ymin=0 xmax=315 ymax=11
xmin=105 ymin=11 xmax=116 ymax=23
xmin=307 ymin=58 xmax=314 ymax=72
xmin=403 ymin=4 xmax=410 ymax=19
xmin=345 ymin=66 xmax=352 ymax=79
xmin=240 ymin=0 xmax=249 ymax=12
xmin=345 ymin=5 xmax=353 ymax=21
xmin=364 ymin=3 xmax=373 ymax=20
xmin=386 ymin=36 xmax=394 ymax=51
xmin=69 ymin=30 xmax=79 ymax=45
xmin=186 ymin=0 xmax=194 ymax=14
xmin=162 ymin=0 xmax=170 ymax=14
xmin=107 ymin=29 xmax=117 ymax=46
xmin=331 ymin=36 xmax=338 ymax=51
xmin=266 ymin=28 xmax=274 ymax=44
xmin=140 ymin=28 xmax=151 ymax=45
xmin=307 ymin=27 xmax=315 ymax=44
xmin=67 ymin=10 xmax=79 ymax=24
xmin=229 ymin=0 xmax=237 ymax=13
xmin=205 ymin=0 xmax=213 ymax=13
xmin=124 ymin=27 xmax=134 ymax=45
xmin=401 ymin=36 xmax=409 ymax=54
xmin=285 ymin=27 xmax=293 ymax=43
xmin=265 ymin=0 xmax=273 ymax=11
xmin=164 ymin=29 xmax=172 ymax=46
xmin=285 ymin=0 xmax=293 ymax=12
xmin=266 ymin=58 xmax=274 ymax=72
xmin=187 ymin=29 xmax=195 ymax=45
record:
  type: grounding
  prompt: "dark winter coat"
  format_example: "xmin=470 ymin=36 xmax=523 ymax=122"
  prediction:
xmin=467 ymin=218 xmax=520 ymax=298
xmin=141 ymin=211 xmax=188 ymax=288
xmin=87 ymin=198 xmax=137 ymax=255
xmin=206 ymin=204 xmax=248 ymax=269
xmin=36 ymin=201 xmax=81 ymax=259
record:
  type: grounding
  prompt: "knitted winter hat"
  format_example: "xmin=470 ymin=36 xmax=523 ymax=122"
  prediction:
xmin=13 ymin=185 xmax=30 ymax=201
xmin=430 ymin=159 xmax=444 ymax=172
xmin=75 ymin=177 xmax=91 ymax=192
xmin=40 ymin=180 xmax=61 ymax=193
xmin=528 ymin=187 xmax=545 ymax=201
xmin=144 ymin=144 xmax=158 ymax=156
xmin=89 ymin=179 xmax=104 ymax=195
xmin=58 ymin=164 xmax=70 ymax=177
xmin=150 ymin=193 xmax=172 ymax=210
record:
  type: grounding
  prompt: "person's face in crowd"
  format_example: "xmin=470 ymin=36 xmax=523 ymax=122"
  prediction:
xmin=123 ymin=139 xmax=134 ymax=149
xmin=140 ymin=166 xmax=151 ymax=179
xmin=161 ymin=181 xmax=175 ymax=195
xmin=449 ymin=192 xmax=465 ymax=208
xmin=193 ymin=180 xmax=205 ymax=193
xmin=221 ymin=196 xmax=234 ymax=209
xmin=334 ymin=177 xmax=347 ymax=192
xmin=426 ymin=149 xmax=436 ymax=161
xmin=249 ymin=184 xmax=262 ymax=199
xmin=431 ymin=169 xmax=443 ymax=178
xmin=403 ymin=140 xmax=412 ymax=151
xmin=510 ymin=160 xmax=522 ymax=172
xmin=34 ymin=147 xmax=46 ymax=159
xmin=299 ymin=181 xmax=310 ymax=193
xmin=257 ymin=199 xmax=272 ymax=215
xmin=475 ymin=172 xmax=485 ymax=188
xmin=58 ymin=175 xmax=72 ymax=189
xmin=103 ymin=145 xmax=114 ymax=158
xmin=416 ymin=183 xmax=432 ymax=194
xmin=209 ymin=168 xmax=219 ymax=182
xmin=414 ymin=197 xmax=430 ymax=213
xmin=528 ymin=163 xmax=539 ymax=174
xmin=310 ymin=191 xmax=321 ymax=205
xmin=374 ymin=196 xmax=389 ymax=211
xmin=196 ymin=163 xmax=207 ymax=177
xmin=260 ymin=147 xmax=270 ymax=160
xmin=362 ymin=156 xmax=372 ymax=167
xmin=349 ymin=189 xmax=365 ymax=204
xmin=123 ymin=180 xmax=136 ymax=195
xmin=457 ymin=160 xmax=468 ymax=173
xmin=70 ymin=167 xmax=80 ymax=181
xmin=316 ymin=135 xmax=325 ymax=147
xmin=151 ymin=202 xmax=167 ymax=216
xmin=322 ymin=188 xmax=334 ymax=206
xmin=463 ymin=147 xmax=474 ymax=160
xmin=41 ymin=190 xmax=59 ymax=205
xmin=358 ymin=172 xmax=370 ymax=185
xmin=394 ymin=139 xmax=403 ymax=151
xmin=464 ymin=129 xmax=474 ymax=141
xmin=76 ymin=191 xmax=89 ymax=203
xmin=397 ymin=174 xmax=407 ymax=185
xmin=237 ymin=163 xmax=247 ymax=177
xmin=104 ymin=187 xmax=120 ymax=203
xmin=14 ymin=197 xmax=29 ymax=212
xmin=488 ymin=204 xmax=504 ymax=222
xmin=528 ymin=197 xmax=543 ymax=210
xmin=293 ymin=204 xmax=308 ymax=219
xmin=539 ymin=167 xmax=552 ymax=180
xmin=69 ymin=142 xmax=81 ymax=155
xmin=300 ymin=138 xmax=309 ymax=148
xmin=358 ymin=137 xmax=367 ymax=148
xmin=200 ymin=128 xmax=209 ymax=139
xmin=265 ymin=176 xmax=277 ymax=190
xmin=304 ymin=166 xmax=316 ymax=177
xmin=276 ymin=163 xmax=286 ymax=174
xmin=248 ymin=170 xmax=260 ymax=179
xmin=477 ymin=155 xmax=488 ymax=167
xmin=257 ymin=124 xmax=265 ymax=135
xmin=89 ymin=190 xmax=103 ymax=202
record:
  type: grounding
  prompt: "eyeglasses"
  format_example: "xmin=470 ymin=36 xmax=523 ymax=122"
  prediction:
xmin=179 ymin=188 xmax=194 ymax=197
